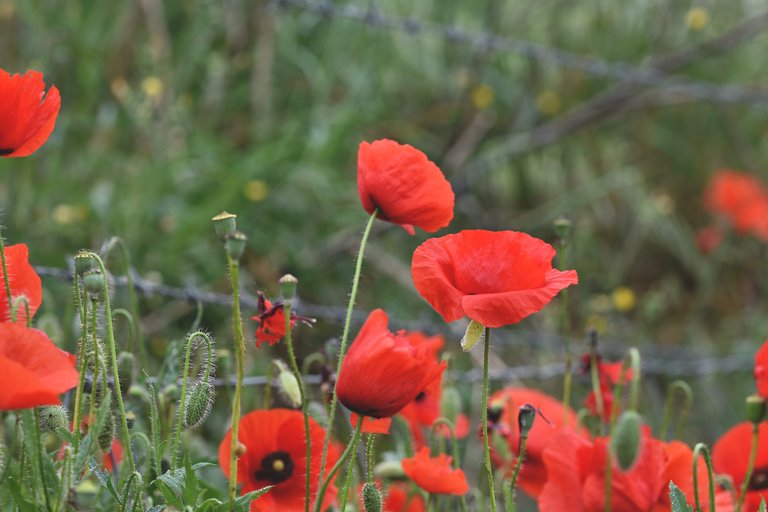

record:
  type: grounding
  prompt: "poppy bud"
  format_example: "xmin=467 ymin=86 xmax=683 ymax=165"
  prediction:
xmin=183 ymin=380 xmax=215 ymax=429
xmin=517 ymin=403 xmax=536 ymax=438
xmin=116 ymin=351 xmax=134 ymax=395
xmin=39 ymin=405 xmax=69 ymax=434
xmin=275 ymin=360 xmax=301 ymax=408
xmin=82 ymin=270 xmax=104 ymax=298
xmin=125 ymin=410 xmax=136 ymax=429
xmin=74 ymin=250 xmax=93 ymax=276
xmin=97 ymin=410 xmax=116 ymax=453
xmin=460 ymin=319 xmax=485 ymax=352
xmin=211 ymin=211 xmax=237 ymax=239
xmin=279 ymin=274 xmax=298 ymax=303
xmin=746 ymin=394 xmax=767 ymax=425
xmin=362 ymin=482 xmax=382 ymax=512
xmin=224 ymin=231 xmax=247 ymax=261
xmin=553 ymin=216 xmax=572 ymax=241
xmin=441 ymin=386 xmax=462 ymax=423
xmin=235 ymin=441 xmax=247 ymax=457
xmin=373 ymin=459 xmax=405 ymax=479
xmin=611 ymin=410 xmax=643 ymax=471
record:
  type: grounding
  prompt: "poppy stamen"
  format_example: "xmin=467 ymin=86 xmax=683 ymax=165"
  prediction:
xmin=749 ymin=466 xmax=768 ymax=490
xmin=255 ymin=451 xmax=294 ymax=484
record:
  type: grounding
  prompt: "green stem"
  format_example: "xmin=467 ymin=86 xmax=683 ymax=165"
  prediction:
xmin=558 ymin=236 xmax=573 ymax=424
xmin=693 ymin=443 xmax=717 ymax=512
xmin=429 ymin=418 xmax=469 ymax=512
xmin=365 ymin=434 xmax=376 ymax=484
xmin=32 ymin=408 xmax=54 ymax=512
xmin=71 ymin=278 xmax=89 ymax=454
xmin=482 ymin=327 xmax=498 ymax=512
xmin=226 ymin=256 xmax=247 ymax=511
xmin=283 ymin=299 xmax=312 ymax=512
xmin=317 ymin=210 xmax=377 ymax=491
xmin=338 ymin=440 xmax=357 ymax=512
xmin=314 ymin=415 xmax=364 ymax=512
xmin=86 ymin=252 xmax=136 ymax=473
xmin=736 ymin=425 xmax=759 ymax=512
xmin=103 ymin=237 xmax=147 ymax=370
xmin=504 ymin=435 xmax=528 ymax=512
xmin=659 ymin=381 xmax=694 ymax=441
xmin=589 ymin=348 xmax=605 ymax=431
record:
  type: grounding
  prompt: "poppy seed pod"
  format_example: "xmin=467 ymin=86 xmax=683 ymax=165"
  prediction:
xmin=73 ymin=250 xmax=93 ymax=277
xmin=82 ymin=270 xmax=105 ymax=298
xmin=611 ymin=411 xmax=643 ymax=471
xmin=747 ymin=394 xmax=767 ymax=425
xmin=211 ymin=211 xmax=237 ymax=239
xmin=362 ymin=482 xmax=382 ymax=512
xmin=279 ymin=274 xmax=298 ymax=303
xmin=224 ymin=231 xmax=247 ymax=261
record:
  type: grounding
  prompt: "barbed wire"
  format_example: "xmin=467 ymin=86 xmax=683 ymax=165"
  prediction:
xmin=36 ymin=264 xmax=756 ymax=379
xmin=272 ymin=0 xmax=768 ymax=107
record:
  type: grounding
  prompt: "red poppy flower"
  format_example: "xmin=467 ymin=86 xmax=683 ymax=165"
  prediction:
xmin=357 ymin=139 xmax=454 ymax=235
xmin=0 ymin=69 xmax=61 ymax=158
xmin=755 ymin=340 xmax=768 ymax=399
xmin=411 ymin=230 xmax=578 ymax=328
xmin=251 ymin=292 xmax=314 ymax=348
xmin=336 ymin=309 xmax=445 ymax=418
xmin=487 ymin=387 xmax=585 ymax=498
xmin=713 ymin=422 xmax=768 ymax=511
xmin=0 ymin=243 xmax=42 ymax=325
xmin=402 ymin=447 xmax=469 ymax=495
xmin=539 ymin=426 xmax=667 ymax=511
xmin=384 ymin=482 xmax=426 ymax=512
xmin=0 ymin=323 xmax=78 ymax=409
xmin=657 ymin=440 xmax=724 ymax=512
xmin=219 ymin=408 xmax=340 ymax=511
xmin=705 ymin=170 xmax=768 ymax=241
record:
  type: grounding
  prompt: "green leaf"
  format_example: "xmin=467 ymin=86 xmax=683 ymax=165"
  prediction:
xmin=89 ymin=458 xmax=121 ymax=502
xmin=154 ymin=470 xmax=185 ymax=508
xmin=760 ymin=498 xmax=767 ymax=512
xmin=214 ymin=486 xmax=273 ymax=512
xmin=668 ymin=481 xmax=694 ymax=512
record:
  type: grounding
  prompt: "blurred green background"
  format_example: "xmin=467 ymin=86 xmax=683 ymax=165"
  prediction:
xmin=2 ymin=0 xmax=768 ymax=465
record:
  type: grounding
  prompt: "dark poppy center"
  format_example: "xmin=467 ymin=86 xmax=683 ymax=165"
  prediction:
xmin=749 ymin=467 xmax=768 ymax=491
xmin=0 ymin=149 xmax=13 ymax=156
xmin=414 ymin=391 xmax=426 ymax=402
xmin=255 ymin=451 xmax=294 ymax=484
xmin=487 ymin=406 xmax=503 ymax=423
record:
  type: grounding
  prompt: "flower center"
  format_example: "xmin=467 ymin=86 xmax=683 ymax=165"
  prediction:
xmin=414 ymin=391 xmax=426 ymax=402
xmin=749 ymin=467 xmax=768 ymax=491
xmin=0 ymin=149 xmax=12 ymax=156
xmin=255 ymin=451 xmax=294 ymax=484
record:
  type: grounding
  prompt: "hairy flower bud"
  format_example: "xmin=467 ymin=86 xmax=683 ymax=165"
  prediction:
xmin=183 ymin=380 xmax=215 ymax=429
xmin=97 ymin=410 xmax=115 ymax=453
xmin=116 ymin=351 xmax=135 ymax=395
xmin=362 ymin=482 xmax=382 ymax=512
xmin=39 ymin=405 xmax=69 ymax=434
xmin=611 ymin=411 xmax=643 ymax=471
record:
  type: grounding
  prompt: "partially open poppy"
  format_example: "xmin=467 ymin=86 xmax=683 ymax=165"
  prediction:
xmin=219 ymin=408 xmax=340 ymax=511
xmin=401 ymin=447 xmax=469 ymax=495
xmin=357 ymin=139 xmax=454 ymax=235
xmin=336 ymin=309 xmax=445 ymax=418
xmin=487 ymin=387 xmax=584 ymax=499
xmin=411 ymin=230 xmax=578 ymax=328
xmin=704 ymin=170 xmax=768 ymax=241
xmin=713 ymin=422 xmax=768 ymax=511
xmin=581 ymin=354 xmax=632 ymax=423
xmin=0 ymin=69 xmax=61 ymax=158
xmin=251 ymin=292 xmax=314 ymax=348
xmin=0 ymin=243 xmax=42 ymax=325
xmin=755 ymin=340 xmax=768 ymax=399
xmin=0 ymin=323 xmax=78 ymax=410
